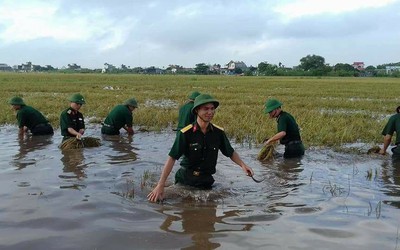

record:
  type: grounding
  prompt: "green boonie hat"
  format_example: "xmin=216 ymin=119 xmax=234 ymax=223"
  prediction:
xmin=8 ymin=96 xmax=25 ymax=106
xmin=191 ymin=94 xmax=219 ymax=114
xmin=188 ymin=91 xmax=201 ymax=100
xmin=264 ymin=99 xmax=282 ymax=113
xmin=69 ymin=93 xmax=86 ymax=104
xmin=123 ymin=98 xmax=138 ymax=108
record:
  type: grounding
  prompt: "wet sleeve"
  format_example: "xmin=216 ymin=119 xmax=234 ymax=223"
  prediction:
xmin=79 ymin=113 xmax=85 ymax=130
xmin=219 ymin=131 xmax=234 ymax=157
xmin=60 ymin=111 xmax=71 ymax=131
xmin=382 ymin=116 xmax=396 ymax=136
xmin=125 ymin=111 xmax=133 ymax=127
xmin=277 ymin=115 xmax=288 ymax=133
xmin=16 ymin=111 xmax=24 ymax=128
xmin=168 ymin=132 xmax=186 ymax=160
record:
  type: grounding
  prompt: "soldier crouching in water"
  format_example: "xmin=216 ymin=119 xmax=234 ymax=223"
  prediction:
xmin=379 ymin=106 xmax=400 ymax=158
xmin=148 ymin=94 xmax=254 ymax=202
xmin=264 ymin=98 xmax=305 ymax=158
xmin=101 ymin=98 xmax=138 ymax=136
xmin=9 ymin=96 xmax=54 ymax=137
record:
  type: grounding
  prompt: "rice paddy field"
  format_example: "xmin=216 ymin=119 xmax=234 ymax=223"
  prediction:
xmin=2 ymin=73 xmax=399 ymax=147
xmin=1 ymin=73 xmax=400 ymax=249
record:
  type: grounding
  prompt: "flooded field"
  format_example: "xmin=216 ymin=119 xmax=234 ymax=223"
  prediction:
xmin=0 ymin=124 xmax=399 ymax=250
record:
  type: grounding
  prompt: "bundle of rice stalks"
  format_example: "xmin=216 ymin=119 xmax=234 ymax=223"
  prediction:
xmin=257 ymin=143 xmax=277 ymax=161
xmin=367 ymin=145 xmax=381 ymax=154
xmin=59 ymin=137 xmax=101 ymax=150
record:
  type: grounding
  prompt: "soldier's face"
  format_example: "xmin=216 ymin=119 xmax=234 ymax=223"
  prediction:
xmin=71 ymin=102 xmax=83 ymax=111
xmin=197 ymin=103 xmax=215 ymax=122
xmin=11 ymin=105 xmax=20 ymax=111
xmin=269 ymin=108 xmax=280 ymax=118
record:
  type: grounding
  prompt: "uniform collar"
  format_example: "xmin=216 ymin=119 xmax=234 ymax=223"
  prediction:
xmin=193 ymin=122 xmax=213 ymax=133
xmin=68 ymin=107 xmax=78 ymax=115
xmin=276 ymin=110 xmax=283 ymax=122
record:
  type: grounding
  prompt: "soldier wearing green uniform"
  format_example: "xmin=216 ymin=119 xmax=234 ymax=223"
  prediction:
xmin=264 ymin=99 xmax=305 ymax=158
xmin=379 ymin=106 xmax=400 ymax=158
xmin=9 ymin=96 xmax=54 ymax=136
xmin=148 ymin=94 xmax=254 ymax=202
xmin=101 ymin=98 xmax=138 ymax=135
xmin=60 ymin=93 xmax=86 ymax=142
xmin=176 ymin=91 xmax=200 ymax=131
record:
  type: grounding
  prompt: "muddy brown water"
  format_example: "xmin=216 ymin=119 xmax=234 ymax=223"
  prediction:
xmin=0 ymin=124 xmax=399 ymax=250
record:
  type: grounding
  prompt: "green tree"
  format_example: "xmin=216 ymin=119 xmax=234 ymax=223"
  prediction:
xmin=299 ymin=54 xmax=331 ymax=76
xmin=194 ymin=63 xmax=209 ymax=75
xmin=257 ymin=62 xmax=278 ymax=76
xmin=334 ymin=63 xmax=355 ymax=72
xmin=244 ymin=66 xmax=257 ymax=76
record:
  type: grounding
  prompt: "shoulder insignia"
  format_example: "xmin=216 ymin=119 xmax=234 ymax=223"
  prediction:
xmin=180 ymin=124 xmax=193 ymax=133
xmin=212 ymin=123 xmax=224 ymax=131
xmin=67 ymin=110 xmax=72 ymax=114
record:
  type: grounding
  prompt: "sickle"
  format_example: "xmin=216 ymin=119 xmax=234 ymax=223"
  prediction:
xmin=247 ymin=171 xmax=265 ymax=183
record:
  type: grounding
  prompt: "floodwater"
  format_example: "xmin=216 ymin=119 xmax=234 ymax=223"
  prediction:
xmin=0 ymin=125 xmax=399 ymax=250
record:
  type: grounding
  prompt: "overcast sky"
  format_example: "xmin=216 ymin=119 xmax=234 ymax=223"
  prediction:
xmin=1 ymin=0 xmax=399 ymax=69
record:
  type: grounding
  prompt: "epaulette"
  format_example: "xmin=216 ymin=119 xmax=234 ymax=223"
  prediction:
xmin=67 ymin=110 xmax=72 ymax=114
xmin=180 ymin=124 xmax=193 ymax=133
xmin=212 ymin=123 xmax=224 ymax=131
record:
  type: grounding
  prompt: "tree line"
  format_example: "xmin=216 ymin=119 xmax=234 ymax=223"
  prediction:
xmin=9 ymin=54 xmax=400 ymax=77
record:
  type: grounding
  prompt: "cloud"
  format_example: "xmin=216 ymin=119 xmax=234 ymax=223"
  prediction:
xmin=274 ymin=0 xmax=398 ymax=20
xmin=0 ymin=0 xmax=399 ymax=68
xmin=0 ymin=0 xmax=136 ymax=51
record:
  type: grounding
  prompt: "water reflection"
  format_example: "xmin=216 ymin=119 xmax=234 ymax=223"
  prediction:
xmin=380 ymin=158 xmax=400 ymax=208
xmin=261 ymin=157 xmax=306 ymax=212
xmin=261 ymin=157 xmax=304 ymax=189
xmin=59 ymin=149 xmax=87 ymax=189
xmin=12 ymin=135 xmax=53 ymax=170
xmin=157 ymin=203 xmax=252 ymax=249
xmin=102 ymin=135 xmax=138 ymax=164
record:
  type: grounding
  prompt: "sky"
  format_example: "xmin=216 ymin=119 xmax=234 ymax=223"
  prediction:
xmin=0 ymin=0 xmax=399 ymax=69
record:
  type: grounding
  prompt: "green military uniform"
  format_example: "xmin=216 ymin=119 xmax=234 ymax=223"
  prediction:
xmin=265 ymin=99 xmax=304 ymax=159
xmin=170 ymin=122 xmax=234 ymax=189
xmin=276 ymin=111 xmax=305 ymax=158
xmin=176 ymin=91 xmax=200 ymax=131
xmin=176 ymin=101 xmax=196 ymax=130
xmin=381 ymin=113 xmax=400 ymax=157
xmin=16 ymin=105 xmax=53 ymax=135
xmin=60 ymin=107 xmax=85 ymax=140
xmin=101 ymin=105 xmax=133 ymax=135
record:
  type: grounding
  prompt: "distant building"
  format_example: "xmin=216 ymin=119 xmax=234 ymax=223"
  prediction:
xmin=0 ymin=63 xmax=13 ymax=71
xmin=67 ymin=63 xmax=81 ymax=71
xmin=209 ymin=64 xmax=222 ymax=74
xmin=143 ymin=66 xmax=164 ymax=74
xmin=102 ymin=63 xmax=116 ymax=73
xmin=226 ymin=60 xmax=248 ymax=74
xmin=15 ymin=61 xmax=34 ymax=72
xmin=385 ymin=66 xmax=400 ymax=74
xmin=352 ymin=62 xmax=365 ymax=71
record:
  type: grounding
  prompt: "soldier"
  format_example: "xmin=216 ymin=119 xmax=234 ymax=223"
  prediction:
xmin=379 ymin=106 xmax=400 ymax=158
xmin=148 ymin=94 xmax=254 ymax=202
xmin=9 ymin=96 xmax=53 ymax=136
xmin=101 ymin=98 xmax=138 ymax=135
xmin=176 ymin=91 xmax=200 ymax=131
xmin=264 ymin=98 xmax=305 ymax=158
xmin=60 ymin=93 xmax=86 ymax=142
